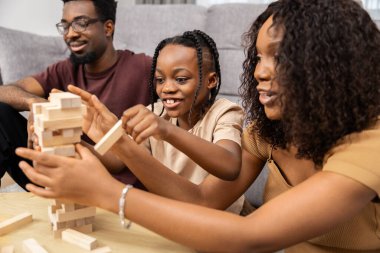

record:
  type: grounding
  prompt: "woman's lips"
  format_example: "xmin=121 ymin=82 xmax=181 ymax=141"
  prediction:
xmin=259 ymin=92 xmax=277 ymax=106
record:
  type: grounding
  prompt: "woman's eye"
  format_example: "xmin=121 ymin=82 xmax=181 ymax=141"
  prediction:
xmin=255 ymin=55 xmax=262 ymax=62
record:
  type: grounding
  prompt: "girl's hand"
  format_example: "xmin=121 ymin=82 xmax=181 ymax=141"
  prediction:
xmin=68 ymin=85 xmax=118 ymax=143
xmin=16 ymin=144 xmax=117 ymax=206
xmin=121 ymin=105 xmax=173 ymax=144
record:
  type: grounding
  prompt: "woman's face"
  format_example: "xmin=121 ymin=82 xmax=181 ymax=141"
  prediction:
xmin=254 ymin=16 xmax=283 ymax=120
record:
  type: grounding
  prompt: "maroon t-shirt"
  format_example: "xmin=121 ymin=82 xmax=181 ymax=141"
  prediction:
xmin=33 ymin=49 xmax=152 ymax=118
xmin=33 ymin=49 xmax=152 ymax=188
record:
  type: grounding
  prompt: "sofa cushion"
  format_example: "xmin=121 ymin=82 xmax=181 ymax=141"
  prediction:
xmin=0 ymin=26 xmax=68 ymax=84
xmin=205 ymin=4 xmax=268 ymax=101
xmin=205 ymin=3 xmax=268 ymax=49
xmin=114 ymin=4 xmax=207 ymax=56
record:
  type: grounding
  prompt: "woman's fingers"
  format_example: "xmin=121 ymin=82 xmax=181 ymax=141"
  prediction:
xmin=19 ymin=161 xmax=53 ymax=188
xmin=26 ymin=184 xmax=57 ymax=199
xmin=16 ymin=147 xmax=60 ymax=167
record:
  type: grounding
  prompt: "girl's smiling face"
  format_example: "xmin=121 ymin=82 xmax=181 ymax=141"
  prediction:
xmin=155 ymin=44 xmax=217 ymax=128
xmin=254 ymin=16 xmax=284 ymax=120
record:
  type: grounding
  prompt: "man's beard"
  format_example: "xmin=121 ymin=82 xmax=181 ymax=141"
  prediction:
xmin=70 ymin=52 xmax=97 ymax=65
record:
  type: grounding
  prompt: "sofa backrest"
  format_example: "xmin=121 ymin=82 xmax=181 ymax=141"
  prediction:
xmin=0 ymin=26 xmax=68 ymax=84
xmin=114 ymin=3 xmax=268 ymax=104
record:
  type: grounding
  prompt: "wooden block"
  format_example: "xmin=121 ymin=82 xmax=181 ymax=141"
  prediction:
xmin=62 ymin=203 xmax=76 ymax=212
xmin=49 ymin=92 xmax=82 ymax=109
xmin=94 ymin=120 xmax=124 ymax=155
xmin=53 ymin=223 xmax=93 ymax=239
xmin=91 ymin=246 xmax=112 ymax=253
xmin=62 ymin=228 xmax=98 ymax=250
xmin=34 ymin=115 xmax=82 ymax=131
xmin=41 ymin=144 xmax=75 ymax=157
xmin=42 ymin=104 xmax=85 ymax=121
xmin=56 ymin=206 xmax=96 ymax=222
xmin=62 ymin=128 xmax=74 ymax=137
xmin=32 ymin=103 xmax=49 ymax=115
xmin=22 ymin=238 xmax=48 ymax=253
xmin=75 ymin=218 xmax=85 ymax=227
xmin=0 ymin=212 xmax=33 ymax=236
xmin=38 ymin=131 xmax=81 ymax=147
xmin=1 ymin=245 xmax=14 ymax=253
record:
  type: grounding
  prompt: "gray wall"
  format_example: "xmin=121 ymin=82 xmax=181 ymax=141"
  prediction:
xmin=0 ymin=0 xmax=135 ymax=36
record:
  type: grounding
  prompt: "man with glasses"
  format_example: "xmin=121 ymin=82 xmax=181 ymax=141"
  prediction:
xmin=0 ymin=0 xmax=152 ymax=190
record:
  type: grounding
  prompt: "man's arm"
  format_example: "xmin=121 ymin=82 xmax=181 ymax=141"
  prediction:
xmin=0 ymin=77 xmax=46 ymax=111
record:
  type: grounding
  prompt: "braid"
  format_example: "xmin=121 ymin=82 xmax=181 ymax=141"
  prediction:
xmin=192 ymin=30 xmax=221 ymax=106
xmin=149 ymin=39 xmax=169 ymax=114
xmin=183 ymin=31 xmax=204 ymax=126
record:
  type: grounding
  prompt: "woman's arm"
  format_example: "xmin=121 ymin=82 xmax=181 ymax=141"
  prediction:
xmin=111 ymin=137 xmax=259 ymax=209
xmin=17 ymin=145 xmax=376 ymax=253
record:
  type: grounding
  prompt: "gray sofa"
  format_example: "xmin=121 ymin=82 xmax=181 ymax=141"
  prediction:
xmin=0 ymin=3 xmax=269 ymax=203
xmin=0 ymin=3 xmax=268 ymax=104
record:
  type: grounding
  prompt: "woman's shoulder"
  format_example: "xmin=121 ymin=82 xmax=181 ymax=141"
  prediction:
xmin=242 ymin=122 xmax=271 ymax=162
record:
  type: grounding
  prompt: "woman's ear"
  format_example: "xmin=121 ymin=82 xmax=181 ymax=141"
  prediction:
xmin=104 ymin=20 xmax=114 ymax=38
xmin=206 ymin=72 xmax=218 ymax=90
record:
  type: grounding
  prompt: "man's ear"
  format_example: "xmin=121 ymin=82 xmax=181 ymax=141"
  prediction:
xmin=206 ymin=72 xmax=218 ymax=90
xmin=104 ymin=20 xmax=114 ymax=37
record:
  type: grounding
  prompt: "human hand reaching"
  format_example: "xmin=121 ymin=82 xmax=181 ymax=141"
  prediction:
xmin=68 ymin=85 xmax=118 ymax=143
xmin=16 ymin=144 xmax=119 ymax=206
xmin=121 ymin=104 xmax=173 ymax=144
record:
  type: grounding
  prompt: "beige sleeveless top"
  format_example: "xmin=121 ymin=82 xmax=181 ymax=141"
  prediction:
xmin=243 ymin=120 xmax=380 ymax=252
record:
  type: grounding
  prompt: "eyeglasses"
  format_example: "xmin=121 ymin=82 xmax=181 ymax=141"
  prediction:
xmin=56 ymin=18 xmax=100 ymax=35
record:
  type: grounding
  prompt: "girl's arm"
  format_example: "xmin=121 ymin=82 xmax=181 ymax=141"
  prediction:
xmin=122 ymin=104 xmax=243 ymax=181
xmin=17 ymin=145 xmax=376 ymax=253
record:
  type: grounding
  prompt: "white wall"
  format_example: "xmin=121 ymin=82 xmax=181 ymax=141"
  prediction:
xmin=0 ymin=0 xmax=135 ymax=36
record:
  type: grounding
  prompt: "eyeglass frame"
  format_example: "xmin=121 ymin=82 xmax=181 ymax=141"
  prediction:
xmin=55 ymin=17 xmax=101 ymax=35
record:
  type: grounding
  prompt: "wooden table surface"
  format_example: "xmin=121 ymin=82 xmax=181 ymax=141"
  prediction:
xmin=0 ymin=192 xmax=195 ymax=253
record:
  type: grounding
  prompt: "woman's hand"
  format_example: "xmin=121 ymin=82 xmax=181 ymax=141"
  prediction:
xmin=16 ymin=144 xmax=117 ymax=206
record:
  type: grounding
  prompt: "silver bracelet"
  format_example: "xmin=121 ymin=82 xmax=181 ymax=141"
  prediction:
xmin=119 ymin=184 xmax=133 ymax=229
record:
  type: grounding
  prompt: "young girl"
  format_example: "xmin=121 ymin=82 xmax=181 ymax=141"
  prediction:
xmin=17 ymin=0 xmax=380 ymax=252
xmin=54 ymin=30 xmax=245 ymax=212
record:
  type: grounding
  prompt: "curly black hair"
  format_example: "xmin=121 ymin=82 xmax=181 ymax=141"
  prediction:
xmin=240 ymin=0 xmax=380 ymax=165
xmin=62 ymin=0 xmax=117 ymax=24
xmin=149 ymin=30 xmax=221 ymax=126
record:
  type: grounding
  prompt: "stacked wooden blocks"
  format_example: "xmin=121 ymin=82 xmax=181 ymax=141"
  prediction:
xmin=32 ymin=92 xmax=96 ymax=238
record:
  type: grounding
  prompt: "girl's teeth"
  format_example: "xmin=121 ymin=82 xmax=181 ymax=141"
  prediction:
xmin=167 ymin=99 xmax=174 ymax=104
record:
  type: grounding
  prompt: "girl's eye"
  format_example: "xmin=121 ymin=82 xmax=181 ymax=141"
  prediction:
xmin=176 ymin=77 xmax=188 ymax=84
xmin=155 ymin=77 xmax=164 ymax=84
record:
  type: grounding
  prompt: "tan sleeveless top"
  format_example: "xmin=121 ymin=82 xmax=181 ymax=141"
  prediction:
xmin=243 ymin=120 xmax=380 ymax=252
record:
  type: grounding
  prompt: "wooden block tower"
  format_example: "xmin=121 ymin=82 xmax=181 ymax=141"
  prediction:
xmin=32 ymin=92 xmax=96 ymax=238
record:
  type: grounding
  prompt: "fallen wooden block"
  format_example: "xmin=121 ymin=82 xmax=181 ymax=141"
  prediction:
xmin=1 ymin=245 xmax=14 ymax=253
xmin=0 ymin=212 xmax=33 ymax=236
xmin=62 ymin=228 xmax=98 ymax=250
xmin=22 ymin=238 xmax=48 ymax=253
xmin=94 ymin=120 xmax=124 ymax=155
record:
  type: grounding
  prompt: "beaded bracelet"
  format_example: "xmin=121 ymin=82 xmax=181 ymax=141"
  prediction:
xmin=119 ymin=184 xmax=133 ymax=229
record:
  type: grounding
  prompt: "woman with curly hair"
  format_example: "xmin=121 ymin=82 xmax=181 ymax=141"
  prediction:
xmin=16 ymin=0 xmax=380 ymax=252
